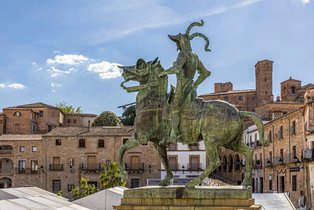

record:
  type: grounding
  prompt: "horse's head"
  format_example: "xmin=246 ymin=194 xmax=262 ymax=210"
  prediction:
xmin=119 ymin=58 xmax=165 ymax=93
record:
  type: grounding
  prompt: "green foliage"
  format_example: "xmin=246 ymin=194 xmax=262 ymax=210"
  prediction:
xmin=71 ymin=177 xmax=98 ymax=200
xmin=121 ymin=105 xmax=136 ymax=126
xmin=56 ymin=101 xmax=82 ymax=113
xmin=56 ymin=191 xmax=63 ymax=196
xmin=92 ymin=111 xmax=121 ymax=126
xmin=99 ymin=162 xmax=126 ymax=189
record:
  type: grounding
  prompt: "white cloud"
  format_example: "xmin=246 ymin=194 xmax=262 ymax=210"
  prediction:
xmin=47 ymin=54 xmax=88 ymax=65
xmin=0 ymin=83 xmax=26 ymax=89
xmin=300 ymin=0 xmax=311 ymax=4
xmin=50 ymin=82 xmax=62 ymax=88
xmin=47 ymin=66 xmax=76 ymax=78
xmin=87 ymin=61 xmax=122 ymax=79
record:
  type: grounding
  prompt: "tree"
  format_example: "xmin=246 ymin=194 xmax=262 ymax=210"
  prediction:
xmin=92 ymin=111 xmax=121 ymax=126
xmin=99 ymin=162 xmax=126 ymax=189
xmin=121 ymin=105 xmax=136 ymax=126
xmin=71 ymin=177 xmax=98 ymax=200
xmin=56 ymin=101 xmax=82 ymax=113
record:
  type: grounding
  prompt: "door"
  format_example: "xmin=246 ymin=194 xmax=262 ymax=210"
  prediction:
xmin=168 ymin=156 xmax=178 ymax=170
xmin=130 ymin=178 xmax=140 ymax=188
xmin=53 ymin=157 xmax=61 ymax=170
xmin=131 ymin=156 xmax=140 ymax=170
xmin=189 ymin=156 xmax=200 ymax=170
xmin=87 ymin=156 xmax=97 ymax=169
xmin=280 ymin=176 xmax=285 ymax=192
xmin=260 ymin=177 xmax=263 ymax=193
xmin=18 ymin=160 xmax=26 ymax=173
xmin=31 ymin=160 xmax=38 ymax=173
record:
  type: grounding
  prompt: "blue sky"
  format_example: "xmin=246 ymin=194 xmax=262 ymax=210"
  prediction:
xmin=0 ymin=0 xmax=313 ymax=115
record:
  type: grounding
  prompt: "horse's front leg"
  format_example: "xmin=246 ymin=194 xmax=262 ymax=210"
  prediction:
xmin=118 ymin=136 xmax=140 ymax=183
xmin=153 ymin=142 xmax=173 ymax=186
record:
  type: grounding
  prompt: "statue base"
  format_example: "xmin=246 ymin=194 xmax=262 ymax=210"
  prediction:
xmin=114 ymin=185 xmax=262 ymax=210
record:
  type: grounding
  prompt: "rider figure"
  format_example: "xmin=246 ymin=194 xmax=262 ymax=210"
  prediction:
xmin=159 ymin=20 xmax=211 ymax=144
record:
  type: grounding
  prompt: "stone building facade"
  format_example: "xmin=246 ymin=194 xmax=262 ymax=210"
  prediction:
xmin=0 ymin=102 xmax=97 ymax=135
xmin=0 ymin=135 xmax=44 ymax=189
xmin=42 ymin=126 xmax=160 ymax=196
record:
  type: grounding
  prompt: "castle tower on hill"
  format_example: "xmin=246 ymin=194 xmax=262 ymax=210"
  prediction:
xmin=255 ymin=60 xmax=273 ymax=106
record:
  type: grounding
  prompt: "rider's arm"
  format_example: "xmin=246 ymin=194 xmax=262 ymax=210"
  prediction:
xmin=159 ymin=52 xmax=186 ymax=77
xmin=193 ymin=59 xmax=211 ymax=88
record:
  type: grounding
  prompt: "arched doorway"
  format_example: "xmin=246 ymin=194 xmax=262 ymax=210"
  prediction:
xmin=0 ymin=177 xmax=12 ymax=188
xmin=228 ymin=155 xmax=233 ymax=172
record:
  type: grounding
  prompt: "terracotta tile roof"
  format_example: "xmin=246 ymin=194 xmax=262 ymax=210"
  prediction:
xmin=65 ymin=113 xmax=97 ymax=117
xmin=4 ymin=102 xmax=59 ymax=110
xmin=0 ymin=135 xmax=42 ymax=141
xmin=43 ymin=126 xmax=134 ymax=137
xmin=199 ymin=89 xmax=256 ymax=97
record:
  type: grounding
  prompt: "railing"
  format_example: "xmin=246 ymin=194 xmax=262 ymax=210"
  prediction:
xmin=0 ymin=168 xmax=13 ymax=175
xmin=253 ymin=160 xmax=263 ymax=169
xmin=303 ymin=149 xmax=314 ymax=161
xmin=15 ymin=168 xmax=39 ymax=174
xmin=125 ymin=163 xmax=144 ymax=174
xmin=187 ymin=163 xmax=203 ymax=171
xmin=49 ymin=164 xmax=63 ymax=171
xmin=79 ymin=163 xmax=104 ymax=174
xmin=273 ymin=154 xmax=300 ymax=166
xmin=264 ymin=159 xmax=273 ymax=167
xmin=0 ymin=150 xmax=13 ymax=156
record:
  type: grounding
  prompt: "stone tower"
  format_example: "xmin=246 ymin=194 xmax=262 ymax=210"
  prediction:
xmin=280 ymin=77 xmax=301 ymax=102
xmin=255 ymin=60 xmax=273 ymax=106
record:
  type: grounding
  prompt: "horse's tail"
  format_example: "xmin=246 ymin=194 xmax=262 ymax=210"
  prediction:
xmin=239 ymin=111 xmax=268 ymax=146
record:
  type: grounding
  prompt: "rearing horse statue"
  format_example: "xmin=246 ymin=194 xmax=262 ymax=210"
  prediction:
xmin=118 ymin=57 xmax=267 ymax=187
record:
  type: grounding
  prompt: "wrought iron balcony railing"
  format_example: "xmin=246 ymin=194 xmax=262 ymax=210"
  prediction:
xmin=125 ymin=163 xmax=144 ymax=174
xmin=49 ymin=164 xmax=63 ymax=171
xmin=15 ymin=168 xmax=39 ymax=174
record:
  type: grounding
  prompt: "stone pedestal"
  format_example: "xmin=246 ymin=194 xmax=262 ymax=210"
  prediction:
xmin=114 ymin=185 xmax=262 ymax=210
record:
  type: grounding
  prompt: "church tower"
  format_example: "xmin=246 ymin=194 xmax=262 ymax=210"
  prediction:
xmin=255 ymin=60 xmax=273 ymax=106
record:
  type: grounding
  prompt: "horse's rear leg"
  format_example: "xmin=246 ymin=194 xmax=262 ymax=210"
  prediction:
xmin=225 ymin=133 xmax=253 ymax=187
xmin=153 ymin=143 xmax=173 ymax=186
xmin=118 ymin=137 xmax=140 ymax=183
xmin=186 ymin=139 xmax=221 ymax=188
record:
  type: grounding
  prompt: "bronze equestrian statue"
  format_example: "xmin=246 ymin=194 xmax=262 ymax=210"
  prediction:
xmin=118 ymin=20 xmax=267 ymax=188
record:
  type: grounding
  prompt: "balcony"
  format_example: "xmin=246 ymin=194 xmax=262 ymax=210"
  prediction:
xmin=273 ymin=155 xmax=300 ymax=166
xmin=49 ymin=164 xmax=63 ymax=171
xmin=303 ymin=149 xmax=314 ymax=161
xmin=79 ymin=163 xmax=104 ymax=174
xmin=264 ymin=159 xmax=273 ymax=167
xmin=253 ymin=160 xmax=262 ymax=169
xmin=125 ymin=163 xmax=144 ymax=174
xmin=0 ymin=146 xmax=13 ymax=157
xmin=187 ymin=163 xmax=203 ymax=171
xmin=15 ymin=168 xmax=39 ymax=175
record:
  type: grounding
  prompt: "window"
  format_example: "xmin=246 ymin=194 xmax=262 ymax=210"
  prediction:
xmin=79 ymin=139 xmax=86 ymax=148
xmin=19 ymin=146 xmax=25 ymax=152
xmin=238 ymin=95 xmax=243 ymax=101
xmin=73 ymin=119 xmax=77 ymax=124
xmin=32 ymin=146 xmax=37 ymax=152
xmin=291 ymin=121 xmax=296 ymax=135
xmin=123 ymin=138 xmax=128 ymax=144
xmin=269 ymin=151 xmax=273 ymax=163
xmin=291 ymin=86 xmax=296 ymax=94
xmin=52 ymin=180 xmax=61 ymax=193
xmin=31 ymin=160 xmax=38 ymax=173
xmin=279 ymin=126 xmax=284 ymax=139
xmin=18 ymin=160 xmax=26 ymax=173
xmin=268 ymin=130 xmax=272 ymax=142
xmin=55 ymin=139 xmax=62 ymax=146
xmin=15 ymin=124 xmax=20 ymax=130
xmin=280 ymin=149 xmax=284 ymax=163
xmin=293 ymin=146 xmax=297 ymax=159
xmin=292 ymin=175 xmax=297 ymax=191
xmin=68 ymin=184 xmax=75 ymax=192
xmin=39 ymin=111 xmax=44 ymax=117
xmin=13 ymin=111 xmax=22 ymax=117
xmin=98 ymin=139 xmax=105 ymax=148
xmin=67 ymin=119 xmax=71 ymax=123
